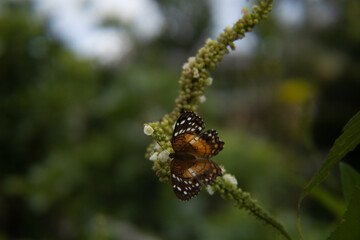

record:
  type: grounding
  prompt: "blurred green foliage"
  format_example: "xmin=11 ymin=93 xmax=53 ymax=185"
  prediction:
xmin=0 ymin=0 xmax=359 ymax=239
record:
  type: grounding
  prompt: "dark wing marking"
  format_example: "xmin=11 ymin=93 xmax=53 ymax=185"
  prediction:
xmin=189 ymin=159 xmax=222 ymax=185
xmin=170 ymin=157 xmax=222 ymax=201
xmin=189 ymin=129 xmax=224 ymax=158
xmin=171 ymin=158 xmax=201 ymax=200
xmin=171 ymin=112 xmax=205 ymax=152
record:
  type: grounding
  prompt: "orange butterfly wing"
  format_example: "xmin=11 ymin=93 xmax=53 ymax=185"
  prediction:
xmin=170 ymin=157 xmax=222 ymax=200
xmin=188 ymin=129 xmax=224 ymax=158
xmin=169 ymin=111 xmax=224 ymax=201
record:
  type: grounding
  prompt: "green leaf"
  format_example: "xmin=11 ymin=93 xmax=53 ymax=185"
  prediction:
xmin=297 ymin=111 xmax=360 ymax=239
xmin=340 ymin=162 xmax=360 ymax=205
xmin=327 ymin=187 xmax=360 ymax=240
xmin=309 ymin=185 xmax=346 ymax=219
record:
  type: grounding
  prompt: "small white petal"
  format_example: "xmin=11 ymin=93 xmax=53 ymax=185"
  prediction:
xmin=206 ymin=185 xmax=214 ymax=195
xmin=149 ymin=152 xmax=158 ymax=161
xmin=143 ymin=125 xmax=154 ymax=136
xmin=154 ymin=143 xmax=161 ymax=151
xmin=193 ymin=68 xmax=200 ymax=78
xmin=220 ymin=165 xmax=226 ymax=174
xmin=158 ymin=150 xmax=170 ymax=162
xmin=182 ymin=63 xmax=191 ymax=72
xmin=223 ymin=173 xmax=238 ymax=186
xmin=205 ymin=77 xmax=213 ymax=86
xmin=182 ymin=62 xmax=190 ymax=69
xmin=188 ymin=56 xmax=196 ymax=64
xmin=199 ymin=95 xmax=206 ymax=103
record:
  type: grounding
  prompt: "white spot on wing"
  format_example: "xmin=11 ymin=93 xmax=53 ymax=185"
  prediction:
xmin=188 ymin=168 xmax=196 ymax=177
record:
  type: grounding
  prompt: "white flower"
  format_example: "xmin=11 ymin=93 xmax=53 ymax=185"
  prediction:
xmin=158 ymin=150 xmax=170 ymax=162
xmin=182 ymin=62 xmax=192 ymax=75
xmin=199 ymin=95 xmax=206 ymax=103
xmin=154 ymin=143 xmax=161 ymax=151
xmin=149 ymin=152 xmax=158 ymax=161
xmin=223 ymin=173 xmax=238 ymax=186
xmin=188 ymin=56 xmax=196 ymax=64
xmin=205 ymin=77 xmax=213 ymax=86
xmin=143 ymin=125 xmax=154 ymax=136
xmin=206 ymin=185 xmax=214 ymax=195
xmin=193 ymin=68 xmax=200 ymax=78
xmin=182 ymin=62 xmax=190 ymax=70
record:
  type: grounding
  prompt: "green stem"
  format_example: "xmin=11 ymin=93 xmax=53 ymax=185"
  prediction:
xmin=214 ymin=177 xmax=293 ymax=240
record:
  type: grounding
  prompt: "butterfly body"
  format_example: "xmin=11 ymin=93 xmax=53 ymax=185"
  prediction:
xmin=170 ymin=111 xmax=224 ymax=201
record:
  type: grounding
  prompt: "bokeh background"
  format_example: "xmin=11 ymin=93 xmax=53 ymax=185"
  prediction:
xmin=1 ymin=0 xmax=359 ymax=239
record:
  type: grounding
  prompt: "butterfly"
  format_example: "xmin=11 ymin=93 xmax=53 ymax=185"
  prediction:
xmin=169 ymin=111 xmax=224 ymax=201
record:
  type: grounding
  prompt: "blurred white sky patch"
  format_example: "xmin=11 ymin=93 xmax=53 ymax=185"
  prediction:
xmin=74 ymin=29 xmax=131 ymax=64
xmin=274 ymin=0 xmax=339 ymax=30
xmin=32 ymin=0 xmax=164 ymax=64
xmin=209 ymin=0 xmax=257 ymax=57
xmin=274 ymin=0 xmax=306 ymax=29
xmin=31 ymin=0 xmax=288 ymax=63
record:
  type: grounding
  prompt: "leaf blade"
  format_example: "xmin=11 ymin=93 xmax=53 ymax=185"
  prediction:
xmin=297 ymin=111 xmax=360 ymax=239
xmin=327 ymin=187 xmax=360 ymax=240
xmin=340 ymin=162 xmax=360 ymax=204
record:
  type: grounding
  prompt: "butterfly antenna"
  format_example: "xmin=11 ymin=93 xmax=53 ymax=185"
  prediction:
xmin=155 ymin=140 xmax=172 ymax=151
xmin=155 ymin=141 xmax=164 ymax=150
